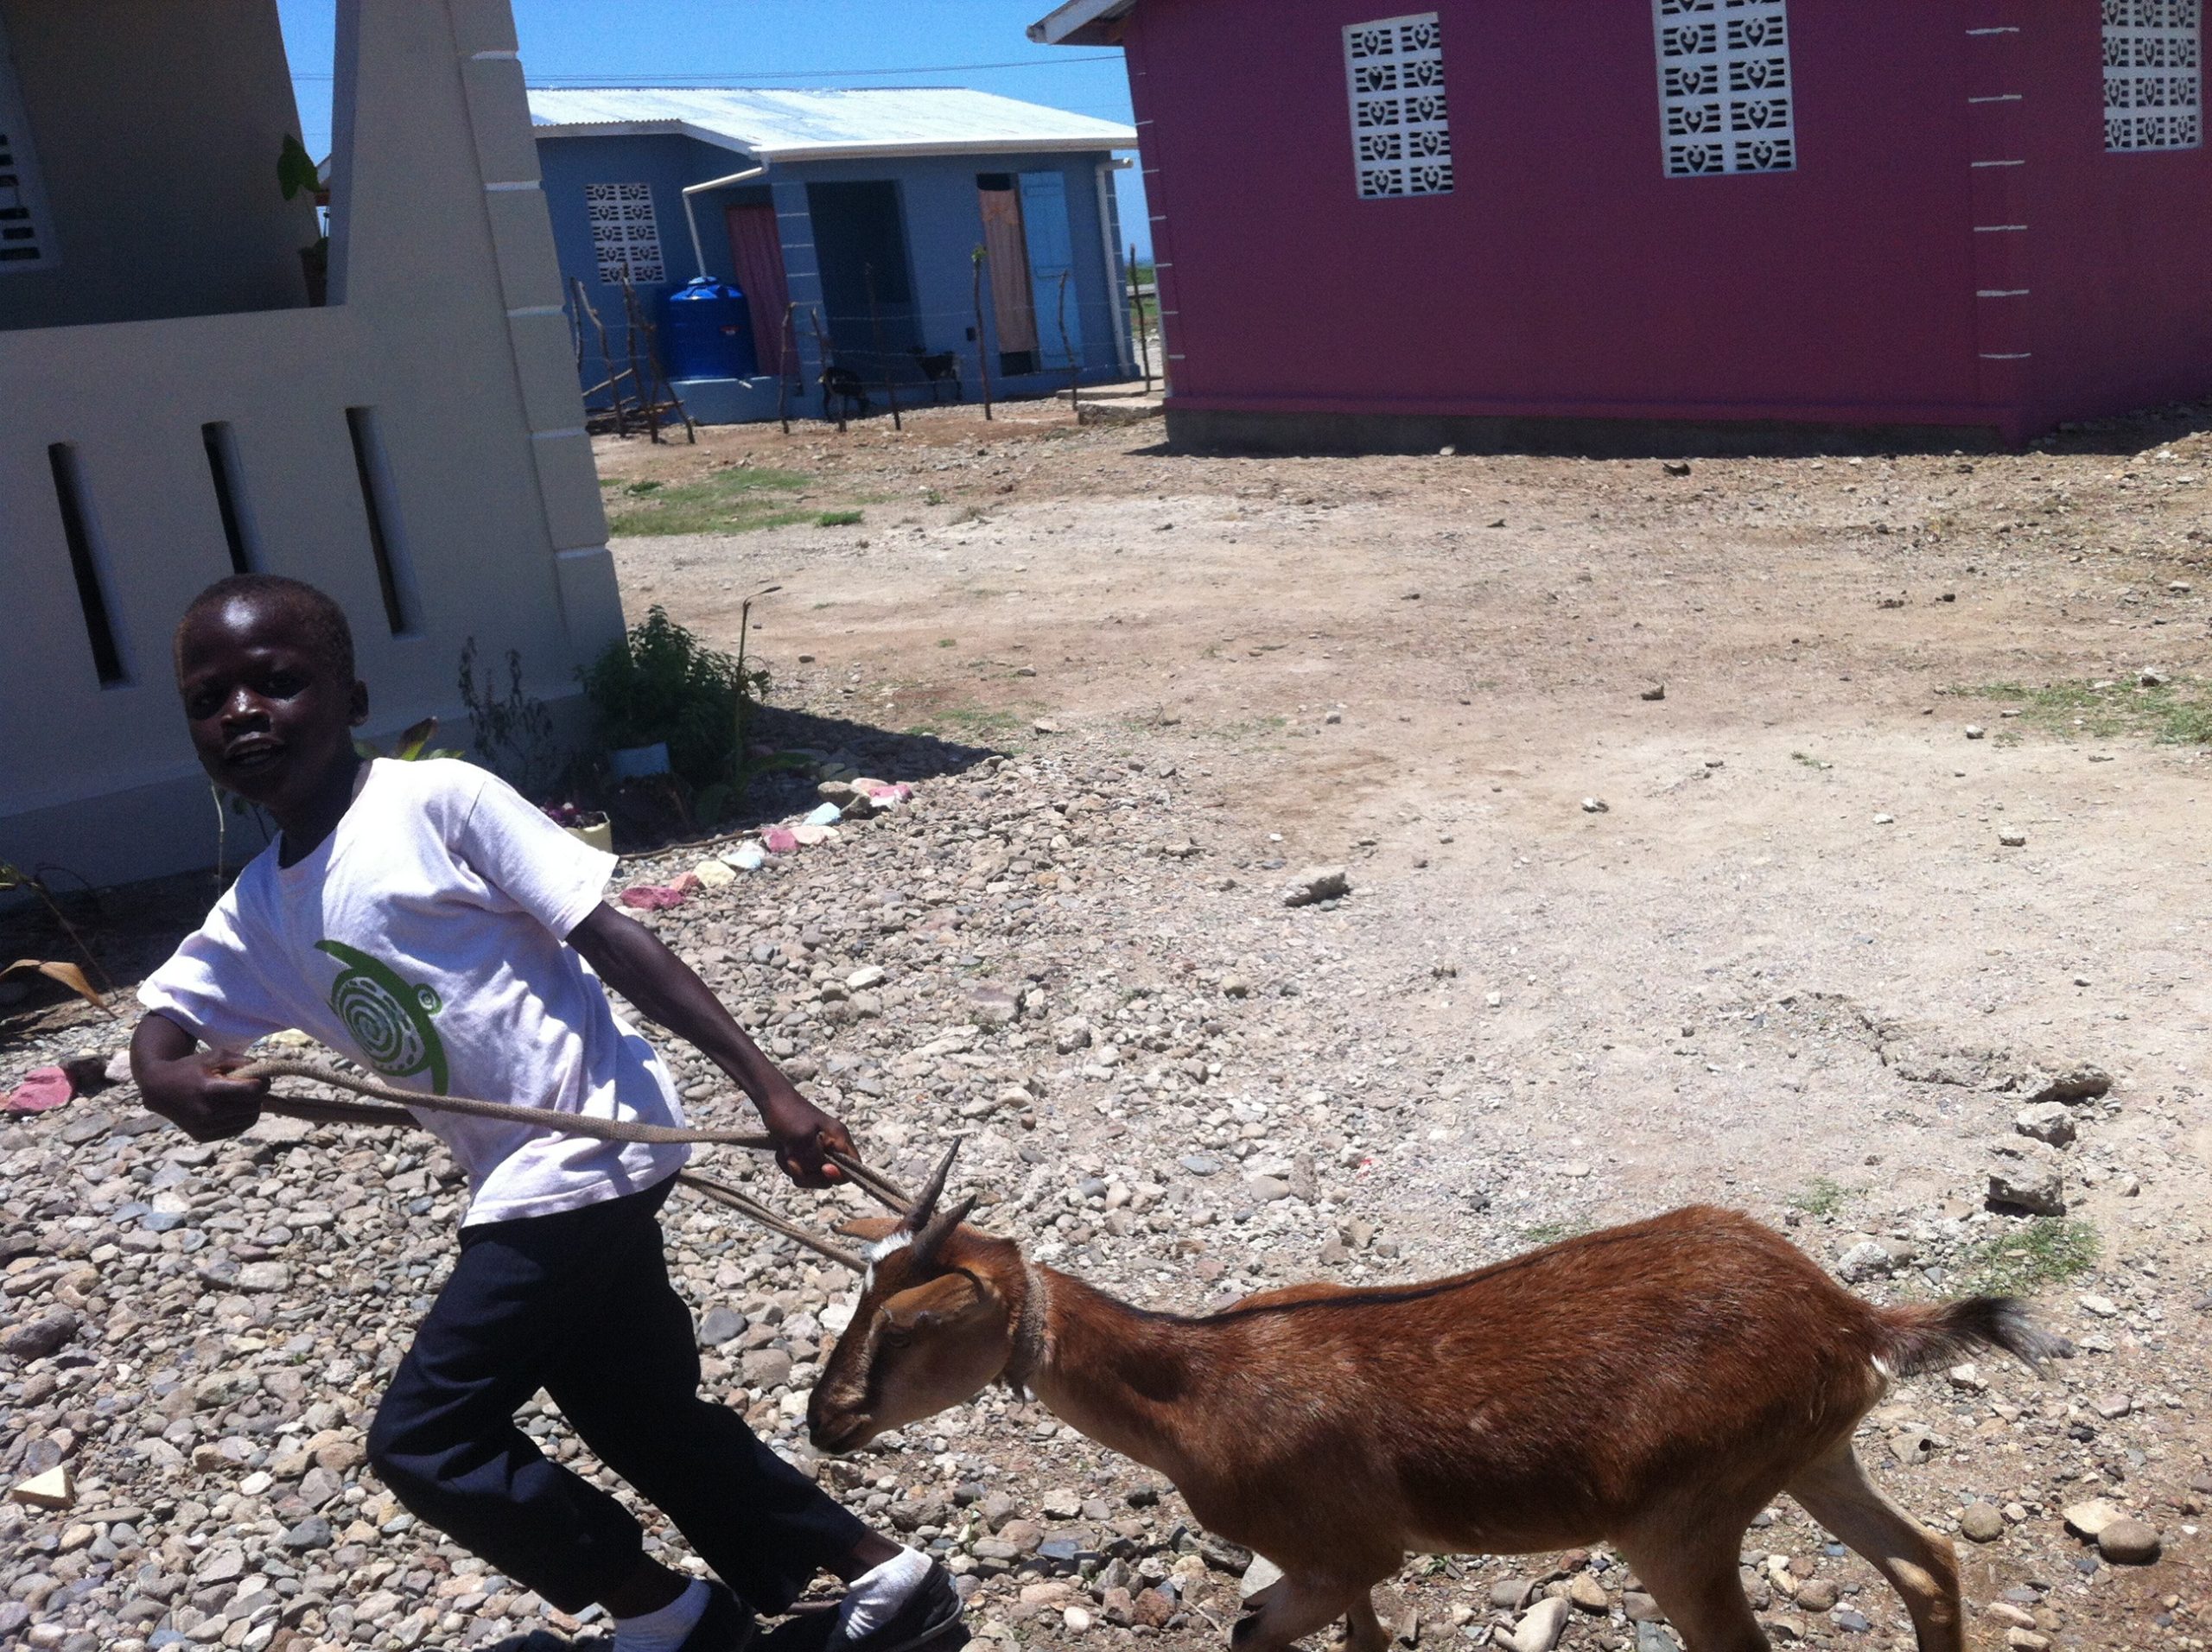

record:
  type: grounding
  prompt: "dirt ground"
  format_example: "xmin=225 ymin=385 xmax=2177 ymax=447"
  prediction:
xmin=592 ymin=394 xmax=2212 ymax=1649
xmin=7 ymin=395 xmax=2212 ymax=1652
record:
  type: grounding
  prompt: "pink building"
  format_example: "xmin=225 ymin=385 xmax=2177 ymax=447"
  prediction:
xmin=1031 ymin=0 xmax=2212 ymax=451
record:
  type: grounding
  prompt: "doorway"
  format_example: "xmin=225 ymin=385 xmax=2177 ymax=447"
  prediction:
xmin=804 ymin=180 xmax=918 ymax=378
xmin=976 ymin=174 xmax=1038 ymax=376
xmin=724 ymin=200 xmax=791 ymax=378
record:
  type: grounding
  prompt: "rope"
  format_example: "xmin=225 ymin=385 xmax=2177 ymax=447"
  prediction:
xmin=229 ymin=1058 xmax=915 ymax=1249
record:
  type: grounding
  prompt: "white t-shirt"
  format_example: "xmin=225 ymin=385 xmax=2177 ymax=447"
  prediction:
xmin=139 ymin=759 xmax=690 ymax=1225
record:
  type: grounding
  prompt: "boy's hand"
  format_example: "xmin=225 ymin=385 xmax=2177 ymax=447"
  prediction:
xmin=141 ymin=1051 xmax=268 ymax=1142
xmin=757 ymin=1083 xmax=855 ymax=1188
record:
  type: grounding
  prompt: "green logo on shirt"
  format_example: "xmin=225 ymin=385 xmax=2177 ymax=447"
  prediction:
xmin=315 ymin=940 xmax=449 ymax=1095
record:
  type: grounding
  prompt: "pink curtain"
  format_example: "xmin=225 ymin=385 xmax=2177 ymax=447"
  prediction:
xmin=725 ymin=203 xmax=792 ymax=378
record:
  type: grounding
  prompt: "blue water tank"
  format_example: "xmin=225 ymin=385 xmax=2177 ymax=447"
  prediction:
xmin=662 ymin=277 xmax=758 ymax=380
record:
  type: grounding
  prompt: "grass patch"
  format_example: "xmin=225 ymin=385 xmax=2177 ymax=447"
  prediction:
xmin=1520 ymin=1218 xmax=1595 ymax=1249
xmin=909 ymin=705 xmax=1025 ymax=740
xmin=1952 ymin=677 xmax=2212 ymax=744
xmin=1785 ymin=1176 xmax=1850 ymax=1220
xmin=817 ymin=509 xmax=864 ymax=528
xmin=603 ymin=467 xmax=813 ymax=537
xmin=1960 ymin=1217 xmax=2100 ymax=1296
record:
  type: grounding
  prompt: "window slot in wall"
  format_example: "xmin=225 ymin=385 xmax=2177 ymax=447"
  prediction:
xmin=1653 ymin=0 xmax=1797 ymax=176
xmin=1344 ymin=13 xmax=1453 ymax=199
xmin=0 ymin=10 xmax=57 ymax=275
xmin=585 ymin=182 xmax=667 ymax=285
xmin=202 ymin=422 xmax=256 ymax=575
xmin=2106 ymin=0 xmax=2202 ymax=152
xmin=344 ymin=406 xmax=419 ymax=636
xmin=48 ymin=443 xmax=125 ymax=684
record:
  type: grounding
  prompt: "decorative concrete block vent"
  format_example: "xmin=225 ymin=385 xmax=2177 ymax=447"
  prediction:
xmin=2105 ymin=0 xmax=2202 ymax=152
xmin=1653 ymin=0 xmax=1796 ymax=176
xmin=1345 ymin=12 xmax=1452 ymax=199
xmin=586 ymin=181 xmax=666 ymax=284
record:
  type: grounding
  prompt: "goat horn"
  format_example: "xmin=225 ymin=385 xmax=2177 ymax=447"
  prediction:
xmin=904 ymin=1140 xmax=961 ymax=1229
xmin=913 ymin=1193 xmax=978 ymax=1262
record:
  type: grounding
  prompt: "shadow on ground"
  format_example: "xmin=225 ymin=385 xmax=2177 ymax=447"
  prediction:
xmin=1131 ymin=397 xmax=2212 ymax=461
xmin=0 ymin=708 xmax=1000 ymax=1032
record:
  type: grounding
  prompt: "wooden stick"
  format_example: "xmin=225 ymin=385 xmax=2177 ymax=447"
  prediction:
xmin=575 ymin=277 xmax=628 ymax=436
xmin=776 ymin=300 xmax=798 ymax=436
xmin=1129 ymin=244 xmax=1152 ymax=395
xmin=810 ymin=307 xmax=843 ymax=433
xmin=973 ymin=246 xmax=995 ymax=423
xmin=1058 ymin=270 xmax=1078 ymax=421
xmin=865 ymin=262 xmax=902 ymax=433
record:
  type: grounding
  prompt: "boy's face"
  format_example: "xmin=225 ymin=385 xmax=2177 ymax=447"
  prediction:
xmin=175 ymin=596 xmax=369 ymax=815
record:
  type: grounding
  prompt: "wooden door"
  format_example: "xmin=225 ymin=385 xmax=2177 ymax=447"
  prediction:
xmin=976 ymin=177 xmax=1039 ymax=358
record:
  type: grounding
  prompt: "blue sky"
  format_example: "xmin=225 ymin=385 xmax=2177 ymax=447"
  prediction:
xmin=273 ymin=0 xmax=1151 ymax=257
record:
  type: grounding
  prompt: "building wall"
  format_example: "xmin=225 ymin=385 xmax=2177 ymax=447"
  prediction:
xmin=0 ymin=0 xmax=321 ymax=330
xmin=1128 ymin=0 xmax=2000 ymax=433
xmin=2018 ymin=0 xmax=2212 ymax=429
xmin=0 ymin=0 xmax=621 ymax=886
xmin=537 ymin=131 xmax=1133 ymax=418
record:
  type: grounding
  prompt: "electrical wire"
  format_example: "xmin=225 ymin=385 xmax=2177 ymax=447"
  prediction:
xmin=287 ymin=54 xmax=1124 ymax=84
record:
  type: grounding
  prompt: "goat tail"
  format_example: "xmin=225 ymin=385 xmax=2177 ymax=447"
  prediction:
xmin=1874 ymin=1296 xmax=2074 ymax=1377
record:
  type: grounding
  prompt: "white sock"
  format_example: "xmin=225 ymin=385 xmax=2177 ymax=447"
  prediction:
xmin=837 ymin=1547 xmax=932 ymax=1642
xmin=613 ymin=1579 xmax=711 ymax=1652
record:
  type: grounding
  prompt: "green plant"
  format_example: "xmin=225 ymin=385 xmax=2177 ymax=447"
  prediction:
xmin=1960 ymin=1218 xmax=2100 ymax=1296
xmin=277 ymin=134 xmax=329 ymax=303
xmin=690 ymin=587 xmax=780 ymax=828
xmin=458 ymin=639 xmax=560 ymax=799
xmin=0 ymin=861 xmax=116 ymax=1008
xmin=581 ymin=607 xmax=752 ymax=791
xmin=354 ymin=716 xmax=463 ymax=765
xmin=276 ymin=134 xmax=321 ymax=201
xmin=817 ymin=509 xmax=864 ymax=528
xmin=1785 ymin=1177 xmax=1849 ymax=1219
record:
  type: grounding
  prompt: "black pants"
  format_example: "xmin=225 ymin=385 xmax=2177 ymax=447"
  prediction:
xmin=366 ymin=1179 xmax=869 ymax=1613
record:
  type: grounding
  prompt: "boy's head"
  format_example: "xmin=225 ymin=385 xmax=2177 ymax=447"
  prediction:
xmin=174 ymin=575 xmax=370 ymax=814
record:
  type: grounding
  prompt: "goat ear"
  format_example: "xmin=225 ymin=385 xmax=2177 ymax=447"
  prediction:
xmin=884 ymin=1272 xmax=982 ymax=1331
xmin=836 ymin=1216 xmax=902 ymax=1242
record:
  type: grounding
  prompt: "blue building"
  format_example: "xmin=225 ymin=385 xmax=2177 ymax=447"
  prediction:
xmin=529 ymin=87 xmax=1140 ymax=424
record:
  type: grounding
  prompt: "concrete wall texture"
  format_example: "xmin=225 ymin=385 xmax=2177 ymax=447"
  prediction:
xmin=1121 ymin=0 xmax=2212 ymax=447
xmin=537 ymin=131 xmax=1135 ymax=421
xmin=0 ymin=0 xmax=624 ymax=887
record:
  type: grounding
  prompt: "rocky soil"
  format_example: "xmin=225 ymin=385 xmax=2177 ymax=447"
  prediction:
xmin=8 ymin=397 xmax=2212 ymax=1651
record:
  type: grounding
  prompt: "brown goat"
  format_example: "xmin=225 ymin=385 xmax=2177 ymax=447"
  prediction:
xmin=807 ymin=1157 xmax=2067 ymax=1652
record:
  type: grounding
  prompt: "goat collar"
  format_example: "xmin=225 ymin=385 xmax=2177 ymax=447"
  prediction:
xmin=1001 ymin=1261 xmax=1052 ymax=1400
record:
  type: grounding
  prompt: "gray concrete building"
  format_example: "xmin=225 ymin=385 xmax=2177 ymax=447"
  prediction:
xmin=0 ymin=0 xmax=622 ymax=887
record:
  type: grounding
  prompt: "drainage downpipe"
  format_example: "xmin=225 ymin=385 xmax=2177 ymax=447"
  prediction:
xmin=681 ymin=156 xmax=770 ymax=276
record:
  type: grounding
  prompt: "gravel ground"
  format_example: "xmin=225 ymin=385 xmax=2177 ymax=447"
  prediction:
xmin=6 ymin=398 xmax=2212 ymax=1651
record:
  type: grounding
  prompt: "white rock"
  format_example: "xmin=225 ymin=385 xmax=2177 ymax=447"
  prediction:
xmin=1239 ymin=1556 xmax=1285 ymax=1599
xmin=1835 ymin=1241 xmax=1893 ymax=1284
xmin=2063 ymin=1498 xmax=2124 ymax=1539
xmin=1507 ymin=1597 xmax=1571 ymax=1652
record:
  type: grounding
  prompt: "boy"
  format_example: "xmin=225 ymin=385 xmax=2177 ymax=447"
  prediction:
xmin=132 ymin=575 xmax=963 ymax=1652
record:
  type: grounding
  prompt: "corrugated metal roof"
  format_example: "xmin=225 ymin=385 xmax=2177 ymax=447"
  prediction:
xmin=528 ymin=86 xmax=1136 ymax=162
xmin=1029 ymin=0 xmax=1135 ymax=48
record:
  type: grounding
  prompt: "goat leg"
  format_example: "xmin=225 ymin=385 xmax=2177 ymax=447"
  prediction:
xmin=1229 ymin=1574 xmax=1365 ymax=1652
xmin=1786 ymin=1442 xmax=1962 ymax=1652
